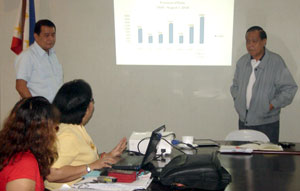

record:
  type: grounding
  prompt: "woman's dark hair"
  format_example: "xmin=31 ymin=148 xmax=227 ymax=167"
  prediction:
xmin=246 ymin=26 xmax=267 ymax=40
xmin=53 ymin=79 xmax=92 ymax=124
xmin=0 ymin=96 xmax=58 ymax=177
xmin=34 ymin=19 xmax=56 ymax=35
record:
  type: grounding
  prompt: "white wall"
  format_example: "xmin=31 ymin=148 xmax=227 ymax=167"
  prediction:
xmin=0 ymin=0 xmax=299 ymax=151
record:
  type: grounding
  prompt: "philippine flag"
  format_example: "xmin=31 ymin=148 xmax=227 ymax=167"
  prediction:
xmin=11 ymin=0 xmax=36 ymax=55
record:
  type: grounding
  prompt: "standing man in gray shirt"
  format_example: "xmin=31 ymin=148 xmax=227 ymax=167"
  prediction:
xmin=230 ymin=26 xmax=297 ymax=143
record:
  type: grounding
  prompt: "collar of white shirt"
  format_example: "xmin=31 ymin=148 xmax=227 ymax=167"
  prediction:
xmin=33 ymin=41 xmax=55 ymax=57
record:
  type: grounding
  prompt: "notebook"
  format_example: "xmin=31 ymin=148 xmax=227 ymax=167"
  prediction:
xmin=111 ymin=125 xmax=165 ymax=171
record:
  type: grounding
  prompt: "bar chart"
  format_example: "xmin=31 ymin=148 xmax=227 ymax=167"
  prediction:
xmin=137 ymin=15 xmax=205 ymax=45
xmin=114 ymin=0 xmax=234 ymax=66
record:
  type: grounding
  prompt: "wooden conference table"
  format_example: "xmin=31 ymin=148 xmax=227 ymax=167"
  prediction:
xmin=150 ymin=142 xmax=300 ymax=191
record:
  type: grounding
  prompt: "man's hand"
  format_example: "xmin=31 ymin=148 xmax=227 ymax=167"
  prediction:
xmin=269 ymin=104 xmax=274 ymax=111
xmin=16 ymin=79 xmax=32 ymax=98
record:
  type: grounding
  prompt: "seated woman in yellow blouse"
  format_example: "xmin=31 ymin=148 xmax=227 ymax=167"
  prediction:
xmin=45 ymin=79 xmax=127 ymax=190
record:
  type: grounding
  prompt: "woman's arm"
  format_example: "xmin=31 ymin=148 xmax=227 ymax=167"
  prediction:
xmin=6 ymin=179 xmax=35 ymax=191
xmin=46 ymin=137 xmax=127 ymax=183
xmin=46 ymin=157 xmax=118 ymax=182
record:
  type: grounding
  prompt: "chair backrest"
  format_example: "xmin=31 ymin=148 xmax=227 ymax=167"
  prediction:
xmin=225 ymin=130 xmax=270 ymax=143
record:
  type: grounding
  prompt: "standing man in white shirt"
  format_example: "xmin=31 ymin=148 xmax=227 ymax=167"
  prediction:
xmin=230 ymin=26 xmax=297 ymax=143
xmin=15 ymin=19 xmax=63 ymax=102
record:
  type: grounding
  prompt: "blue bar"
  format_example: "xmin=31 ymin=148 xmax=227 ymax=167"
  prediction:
xmin=189 ymin=25 xmax=194 ymax=44
xmin=138 ymin=27 xmax=143 ymax=43
xmin=159 ymin=33 xmax=163 ymax=43
xmin=179 ymin=35 xmax=183 ymax=44
xmin=200 ymin=16 xmax=204 ymax=44
xmin=148 ymin=35 xmax=153 ymax=43
xmin=169 ymin=23 xmax=173 ymax=43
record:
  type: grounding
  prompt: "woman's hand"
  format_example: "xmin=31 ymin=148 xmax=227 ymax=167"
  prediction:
xmin=90 ymin=156 xmax=119 ymax=169
xmin=91 ymin=137 xmax=127 ymax=169
xmin=107 ymin=137 xmax=127 ymax=158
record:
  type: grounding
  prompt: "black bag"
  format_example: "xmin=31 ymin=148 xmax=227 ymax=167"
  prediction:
xmin=159 ymin=152 xmax=231 ymax=190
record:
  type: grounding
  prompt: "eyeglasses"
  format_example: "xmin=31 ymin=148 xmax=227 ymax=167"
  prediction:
xmin=90 ymin=98 xmax=95 ymax=103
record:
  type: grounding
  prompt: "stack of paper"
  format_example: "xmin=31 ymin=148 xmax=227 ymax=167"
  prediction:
xmin=219 ymin=143 xmax=283 ymax=154
xmin=239 ymin=143 xmax=283 ymax=151
xmin=71 ymin=172 xmax=152 ymax=191
xmin=219 ymin=145 xmax=253 ymax=153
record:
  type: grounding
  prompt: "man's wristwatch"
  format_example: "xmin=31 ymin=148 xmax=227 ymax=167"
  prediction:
xmin=86 ymin=165 xmax=91 ymax=173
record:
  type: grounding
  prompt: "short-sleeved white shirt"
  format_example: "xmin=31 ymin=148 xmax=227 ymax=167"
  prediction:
xmin=15 ymin=41 xmax=63 ymax=102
